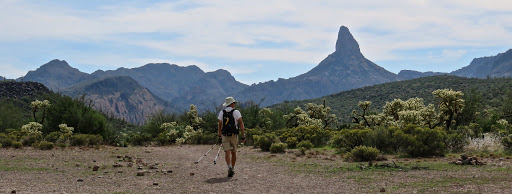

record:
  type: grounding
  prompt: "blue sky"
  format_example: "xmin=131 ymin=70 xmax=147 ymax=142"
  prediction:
xmin=1 ymin=0 xmax=512 ymax=84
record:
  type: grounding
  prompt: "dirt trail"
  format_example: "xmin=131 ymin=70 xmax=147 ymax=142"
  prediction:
xmin=0 ymin=146 xmax=359 ymax=193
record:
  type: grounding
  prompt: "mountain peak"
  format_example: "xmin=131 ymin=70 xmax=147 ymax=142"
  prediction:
xmin=335 ymin=26 xmax=361 ymax=56
xmin=42 ymin=59 xmax=71 ymax=69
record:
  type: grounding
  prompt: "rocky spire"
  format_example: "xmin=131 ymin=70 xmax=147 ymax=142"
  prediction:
xmin=335 ymin=26 xmax=361 ymax=57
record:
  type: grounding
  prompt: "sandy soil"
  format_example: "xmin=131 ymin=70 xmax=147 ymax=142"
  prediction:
xmin=1 ymin=145 xmax=511 ymax=193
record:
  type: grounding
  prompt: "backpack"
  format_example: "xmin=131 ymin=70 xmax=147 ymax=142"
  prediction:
xmin=222 ymin=109 xmax=238 ymax=134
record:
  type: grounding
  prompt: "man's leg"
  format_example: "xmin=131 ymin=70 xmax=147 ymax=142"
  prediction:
xmin=225 ymin=150 xmax=231 ymax=167
xmin=231 ymin=150 xmax=237 ymax=168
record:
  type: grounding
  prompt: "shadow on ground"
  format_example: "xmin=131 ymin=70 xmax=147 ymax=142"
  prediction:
xmin=205 ymin=177 xmax=236 ymax=184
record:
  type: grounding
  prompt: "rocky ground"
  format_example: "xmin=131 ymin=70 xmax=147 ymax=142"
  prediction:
xmin=1 ymin=145 xmax=511 ymax=193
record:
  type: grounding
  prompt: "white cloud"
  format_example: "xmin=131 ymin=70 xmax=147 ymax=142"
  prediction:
xmin=1 ymin=0 xmax=512 ymax=83
xmin=0 ymin=63 xmax=29 ymax=79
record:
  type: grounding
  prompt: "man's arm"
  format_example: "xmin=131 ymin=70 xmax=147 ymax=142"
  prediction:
xmin=218 ymin=120 xmax=223 ymax=139
xmin=238 ymin=117 xmax=246 ymax=142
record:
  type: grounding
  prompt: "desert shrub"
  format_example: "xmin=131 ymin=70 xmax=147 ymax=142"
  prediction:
xmin=446 ymin=126 xmax=472 ymax=152
xmin=369 ymin=126 xmax=397 ymax=153
xmin=0 ymin=143 xmax=2 ymax=148
xmin=285 ymin=137 xmax=298 ymax=148
xmin=45 ymin=131 xmax=63 ymax=143
xmin=70 ymin=134 xmax=103 ymax=146
xmin=253 ymin=133 xmax=279 ymax=151
xmin=197 ymin=132 xmax=218 ymax=144
xmin=278 ymin=125 xmax=331 ymax=147
xmin=297 ymin=140 xmax=314 ymax=150
xmin=36 ymin=141 xmax=54 ymax=150
xmin=0 ymin=133 xmax=15 ymax=147
xmin=270 ymin=142 xmax=287 ymax=153
xmin=330 ymin=129 xmax=372 ymax=152
xmin=88 ymin=134 xmax=104 ymax=145
xmin=345 ymin=146 xmax=380 ymax=162
xmin=502 ymin=134 xmax=512 ymax=152
xmin=129 ymin=133 xmax=153 ymax=146
xmin=394 ymin=125 xmax=447 ymax=157
xmin=245 ymin=128 xmax=264 ymax=146
xmin=12 ymin=141 xmax=23 ymax=149
xmin=56 ymin=142 xmax=67 ymax=148
xmin=22 ymin=133 xmax=42 ymax=146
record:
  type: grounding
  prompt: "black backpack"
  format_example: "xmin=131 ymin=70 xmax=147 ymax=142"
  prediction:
xmin=222 ymin=109 xmax=238 ymax=134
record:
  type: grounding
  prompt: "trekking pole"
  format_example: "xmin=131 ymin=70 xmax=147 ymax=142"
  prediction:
xmin=214 ymin=144 xmax=223 ymax=165
xmin=194 ymin=140 xmax=220 ymax=164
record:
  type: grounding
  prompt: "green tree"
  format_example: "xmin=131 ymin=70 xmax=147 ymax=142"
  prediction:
xmin=0 ymin=100 xmax=24 ymax=132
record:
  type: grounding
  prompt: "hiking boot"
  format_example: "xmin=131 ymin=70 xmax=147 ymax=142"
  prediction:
xmin=228 ymin=168 xmax=234 ymax=177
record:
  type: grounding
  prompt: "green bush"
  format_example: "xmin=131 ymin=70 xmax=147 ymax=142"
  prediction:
xmin=253 ymin=133 xmax=279 ymax=151
xmin=446 ymin=127 xmax=471 ymax=152
xmin=36 ymin=141 xmax=54 ymax=150
xmin=369 ymin=127 xmax=397 ymax=153
xmin=12 ymin=141 xmax=23 ymax=149
xmin=503 ymin=135 xmax=512 ymax=152
xmin=45 ymin=131 xmax=63 ymax=143
xmin=330 ymin=129 xmax=372 ymax=151
xmin=0 ymin=133 xmax=14 ymax=147
xmin=22 ymin=133 xmax=42 ymax=146
xmin=129 ymin=133 xmax=153 ymax=146
xmin=285 ymin=137 xmax=298 ymax=148
xmin=278 ymin=125 xmax=331 ymax=147
xmin=70 ymin=134 xmax=103 ymax=146
xmin=297 ymin=140 xmax=314 ymax=150
xmin=394 ymin=125 xmax=447 ymax=157
xmin=345 ymin=146 xmax=380 ymax=162
xmin=0 ymin=143 xmax=2 ymax=148
xmin=270 ymin=142 xmax=287 ymax=153
xmin=245 ymin=128 xmax=264 ymax=146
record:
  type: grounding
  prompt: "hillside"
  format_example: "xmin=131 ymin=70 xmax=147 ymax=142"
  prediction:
xmin=451 ymin=49 xmax=512 ymax=78
xmin=236 ymin=26 xmax=401 ymax=106
xmin=272 ymin=75 xmax=512 ymax=123
xmin=23 ymin=59 xmax=89 ymax=90
xmin=63 ymin=76 xmax=179 ymax=124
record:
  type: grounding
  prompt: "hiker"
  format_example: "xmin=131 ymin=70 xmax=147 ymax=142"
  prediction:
xmin=218 ymin=97 xmax=246 ymax=177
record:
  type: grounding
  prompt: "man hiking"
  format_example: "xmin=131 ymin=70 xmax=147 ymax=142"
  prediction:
xmin=218 ymin=97 xmax=246 ymax=177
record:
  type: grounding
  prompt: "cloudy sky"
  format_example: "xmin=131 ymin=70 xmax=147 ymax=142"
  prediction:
xmin=1 ymin=0 xmax=511 ymax=84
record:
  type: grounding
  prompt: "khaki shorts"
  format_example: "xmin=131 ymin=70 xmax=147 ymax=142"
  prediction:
xmin=222 ymin=134 xmax=238 ymax=152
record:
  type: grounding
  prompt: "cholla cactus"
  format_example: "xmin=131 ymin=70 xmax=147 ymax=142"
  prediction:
xmin=30 ymin=99 xmax=51 ymax=124
xmin=433 ymin=89 xmax=465 ymax=129
xmin=59 ymin=124 xmax=74 ymax=136
xmin=187 ymin=105 xmax=203 ymax=130
xmin=161 ymin=122 xmax=178 ymax=131
xmin=21 ymin=122 xmax=43 ymax=135
xmin=176 ymin=125 xmax=202 ymax=145
xmin=259 ymin=108 xmax=273 ymax=130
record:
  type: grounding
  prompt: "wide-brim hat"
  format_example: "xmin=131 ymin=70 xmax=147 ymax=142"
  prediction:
xmin=222 ymin=97 xmax=236 ymax=107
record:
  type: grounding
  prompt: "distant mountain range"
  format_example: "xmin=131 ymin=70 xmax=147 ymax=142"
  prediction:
xmin=20 ymin=26 xmax=512 ymax=124
xmin=63 ymin=76 xmax=177 ymax=124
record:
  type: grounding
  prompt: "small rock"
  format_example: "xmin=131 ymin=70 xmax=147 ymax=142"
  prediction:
xmin=92 ymin=165 xmax=100 ymax=171
xmin=456 ymin=161 xmax=463 ymax=165
xmin=190 ymin=172 xmax=195 ymax=176
xmin=11 ymin=190 xmax=16 ymax=194
xmin=93 ymin=160 xmax=96 ymax=163
xmin=118 ymin=170 xmax=123 ymax=173
xmin=470 ymin=160 xmax=477 ymax=165
xmin=136 ymin=171 xmax=145 ymax=176
xmin=150 ymin=166 xmax=158 ymax=169
xmin=127 ymin=163 xmax=133 ymax=167
xmin=97 ymin=176 xmax=103 ymax=178
xmin=153 ymin=182 xmax=158 ymax=186
xmin=137 ymin=166 xmax=143 ymax=170
xmin=117 ymin=155 xmax=122 ymax=158
xmin=145 ymin=150 xmax=151 ymax=153
xmin=380 ymin=187 xmax=386 ymax=192
xmin=77 ymin=179 xmax=84 ymax=182
xmin=76 ymin=164 xmax=80 ymax=167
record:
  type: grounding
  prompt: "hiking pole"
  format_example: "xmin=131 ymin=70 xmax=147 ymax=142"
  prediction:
xmin=214 ymin=144 xmax=223 ymax=165
xmin=195 ymin=140 xmax=220 ymax=164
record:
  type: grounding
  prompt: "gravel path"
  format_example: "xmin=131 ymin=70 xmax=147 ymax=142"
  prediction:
xmin=1 ymin=145 xmax=511 ymax=193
